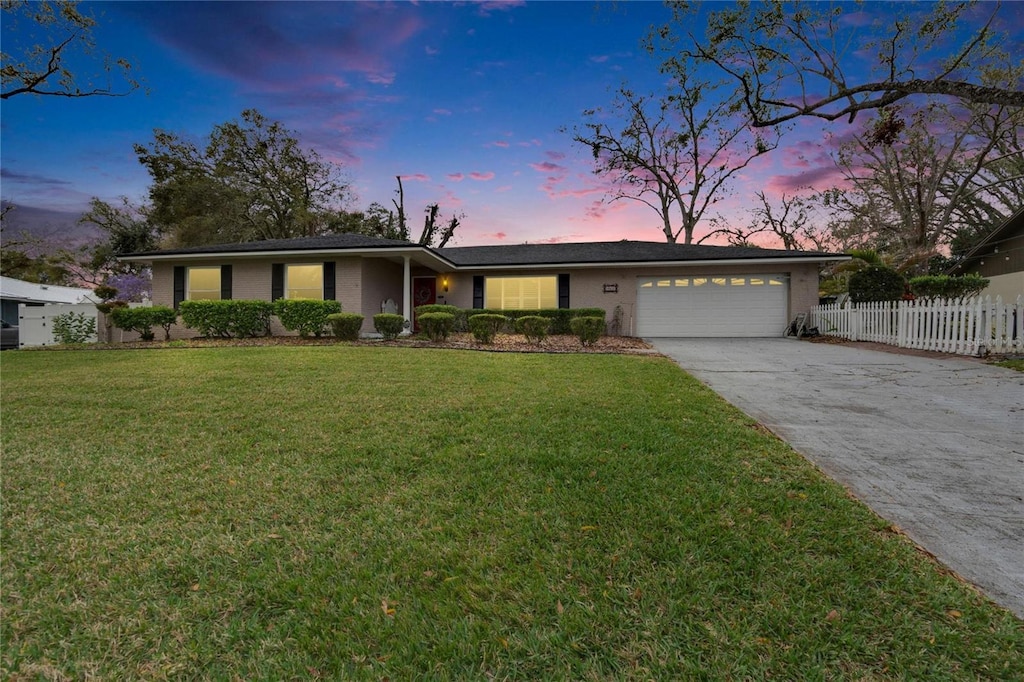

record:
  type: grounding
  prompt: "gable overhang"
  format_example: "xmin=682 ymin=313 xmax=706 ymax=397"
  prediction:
xmin=453 ymin=255 xmax=851 ymax=271
xmin=121 ymin=246 xmax=458 ymax=272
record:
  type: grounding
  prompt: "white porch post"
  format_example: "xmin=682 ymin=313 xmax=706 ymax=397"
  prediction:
xmin=401 ymin=255 xmax=412 ymax=335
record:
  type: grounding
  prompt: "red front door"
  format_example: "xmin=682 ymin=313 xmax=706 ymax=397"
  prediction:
xmin=412 ymin=277 xmax=437 ymax=331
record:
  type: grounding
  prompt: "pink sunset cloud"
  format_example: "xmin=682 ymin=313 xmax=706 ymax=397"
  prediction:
xmin=469 ymin=171 xmax=495 ymax=181
xmin=447 ymin=173 xmax=464 ymax=182
xmin=433 ymin=108 xmax=452 ymax=116
xmin=399 ymin=173 xmax=431 ymax=182
xmin=489 ymin=141 xmax=510 ymax=148
xmin=529 ymin=161 xmax=564 ymax=173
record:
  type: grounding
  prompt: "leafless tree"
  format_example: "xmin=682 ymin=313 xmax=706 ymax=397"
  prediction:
xmin=572 ymin=70 xmax=778 ymax=244
xmin=656 ymin=0 xmax=1023 ymax=129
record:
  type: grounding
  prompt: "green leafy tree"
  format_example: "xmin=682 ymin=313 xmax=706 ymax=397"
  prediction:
xmin=134 ymin=109 xmax=350 ymax=245
xmin=1 ymin=0 xmax=141 ymax=99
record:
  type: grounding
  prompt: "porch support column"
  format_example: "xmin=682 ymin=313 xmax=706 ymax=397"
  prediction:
xmin=401 ymin=255 xmax=412 ymax=335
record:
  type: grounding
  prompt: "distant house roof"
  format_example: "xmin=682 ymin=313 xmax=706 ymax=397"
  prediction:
xmin=124 ymin=234 xmax=847 ymax=269
xmin=949 ymin=207 xmax=1024 ymax=274
xmin=0 ymin=276 xmax=97 ymax=305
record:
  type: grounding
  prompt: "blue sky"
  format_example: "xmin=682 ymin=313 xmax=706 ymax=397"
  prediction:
xmin=2 ymin=1 xmax=1020 ymax=247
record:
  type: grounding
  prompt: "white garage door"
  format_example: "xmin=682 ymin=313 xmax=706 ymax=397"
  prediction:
xmin=636 ymin=275 xmax=789 ymax=337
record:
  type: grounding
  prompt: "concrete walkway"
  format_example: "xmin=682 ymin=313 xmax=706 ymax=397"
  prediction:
xmin=651 ymin=338 xmax=1024 ymax=618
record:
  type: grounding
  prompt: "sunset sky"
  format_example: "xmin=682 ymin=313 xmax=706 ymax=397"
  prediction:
xmin=2 ymin=1 xmax=1021 ymax=248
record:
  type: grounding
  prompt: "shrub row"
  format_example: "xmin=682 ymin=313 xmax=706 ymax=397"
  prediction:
xmin=413 ymin=306 xmax=605 ymax=335
xmin=179 ymin=300 xmax=273 ymax=338
xmin=469 ymin=307 xmax=605 ymax=335
xmin=111 ymin=306 xmax=177 ymax=341
xmin=274 ymin=299 xmax=342 ymax=337
xmin=908 ymin=274 xmax=989 ymax=300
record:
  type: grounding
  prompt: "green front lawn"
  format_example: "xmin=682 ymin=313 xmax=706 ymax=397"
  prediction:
xmin=2 ymin=347 xmax=1021 ymax=679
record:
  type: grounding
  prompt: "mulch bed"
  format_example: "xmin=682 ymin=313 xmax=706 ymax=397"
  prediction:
xmin=55 ymin=333 xmax=659 ymax=355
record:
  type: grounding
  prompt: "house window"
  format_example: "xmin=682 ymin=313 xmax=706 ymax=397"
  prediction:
xmin=187 ymin=267 xmax=221 ymax=300
xmin=484 ymin=276 xmax=557 ymax=309
xmin=286 ymin=264 xmax=323 ymax=300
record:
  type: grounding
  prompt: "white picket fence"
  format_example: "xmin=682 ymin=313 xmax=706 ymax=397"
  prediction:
xmin=809 ymin=295 xmax=1023 ymax=356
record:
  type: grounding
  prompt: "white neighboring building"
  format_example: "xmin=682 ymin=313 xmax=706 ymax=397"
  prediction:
xmin=1 ymin=276 xmax=98 ymax=348
xmin=1 ymin=275 xmax=97 ymax=320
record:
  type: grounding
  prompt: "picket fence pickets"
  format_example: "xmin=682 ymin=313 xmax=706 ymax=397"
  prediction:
xmin=809 ymin=295 xmax=1023 ymax=356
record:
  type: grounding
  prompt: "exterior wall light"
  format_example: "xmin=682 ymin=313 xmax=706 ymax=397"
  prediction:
xmin=441 ymin=275 xmax=449 ymax=292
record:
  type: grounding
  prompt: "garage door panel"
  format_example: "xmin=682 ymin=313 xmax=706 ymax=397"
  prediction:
xmin=636 ymin=275 xmax=788 ymax=337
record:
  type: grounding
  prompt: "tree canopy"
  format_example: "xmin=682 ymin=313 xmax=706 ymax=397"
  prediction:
xmin=134 ymin=109 xmax=351 ymax=245
xmin=657 ymin=0 xmax=1023 ymax=129
xmin=1 ymin=0 xmax=142 ymax=99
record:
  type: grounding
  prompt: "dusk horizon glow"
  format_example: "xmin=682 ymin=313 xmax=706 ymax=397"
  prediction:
xmin=2 ymin=1 xmax=1021 ymax=250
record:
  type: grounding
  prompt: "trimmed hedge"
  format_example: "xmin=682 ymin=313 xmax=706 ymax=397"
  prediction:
xmin=418 ymin=312 xmax=455 ymax=342
xmin=327 ymin=312 xmax=364 ymax=341
xmin=909 ymin=274 xmax=989 ymax=300
xmin=415 ymin=304 xmax=468 ymax=331
xmin=849 ymin=266 xmax=906 ymax=303
xmin=374 ymin=313 xmax=405 ymax=340
xmin=111 ymin=305 xmax=177 ymax=342
xmin=179 ymin=300 xmax=273 ymax=338
xmin=464 ymin=308 xmax=605 ymax=335
xmin=274 ymin=299 xmax=342 ymax=337
xmin=570 ymin=316 xmax=604 ymax=346
xmin=468 ymin=314 xmax=507 ymax=344
xmin=514 ymin=315 xmax=550 ymax=345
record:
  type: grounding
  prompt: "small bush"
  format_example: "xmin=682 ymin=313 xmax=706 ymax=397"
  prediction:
xmin=96 ymin=299 xmax=128 ymax=316
xmin=93 ymin=284 xmax=118 ymax=302
xmin=148 ymin=306 xmax=178 ymax=340
xmin=415 ymin=304 xmax=467 ymax=331
xmin=327 ymin=312 xmax=364 ymax=341
xmin=469 ymin=314 xmax=507 ymax=344
xmin=51 ymin=311 xmax=96 ymax=345
xmin=111 ymin=306 xmax=163 ymax=341
xmin=374 ymin=313 xmax=405 ymax=340
xmin=849 ymin=266 xmax=905 ymax=303
xmin=909 ymin=274 xmax=990 ymax=300
xmin=419 ymin=312 xmax=455 ymax=342
xmin=179 ymin=300 xmax=273 ymax=338
xmin=514 ymin=315 xmax=550 ymax=344
xmin=274 ymin=299 xmax=342 ymax=338
xmin=570 ymin=316 xmax=605 ymax=346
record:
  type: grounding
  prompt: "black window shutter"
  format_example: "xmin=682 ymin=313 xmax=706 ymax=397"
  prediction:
xmin=271 ymin=263 xmax=284 ymax=301
xmin=173 ymin=266 xmax=186 ymax=309
xmin=323 ymin=261 xmax=336 ymax=300
xmin=558 ymin=274 xmax=570 ymax=309
xmin=472 ymin=275 xmax=484 ymax=309
xmin=220 ymin=265 xmax=233 ymax=300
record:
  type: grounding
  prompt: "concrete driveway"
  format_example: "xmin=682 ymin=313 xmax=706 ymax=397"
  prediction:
xmin=651 ymin=338 xmax=1024 ymax=618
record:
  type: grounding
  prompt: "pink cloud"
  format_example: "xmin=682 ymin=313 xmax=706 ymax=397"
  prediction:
xmin=545 ymin=151 xmax=566 ymax=161
xmin=433 ymin=108 xmax=452 ymax=115
xmin=474 ymin=1 xmax=526 ymax=16
xmin=447 ymin=173 xmax=464 ymax=182
xmin=481 ymin=231 xmax=508 ymax=240
xmin=529 ymin=161 xmax=564 ymax=173
xmin=517 ymin=139 xmax=542 ymax=147
xmin=489 ymin=141 xmax=510 ymax=148
xmin=399 ymin=173 xmax=430 ymax=182
xmin=469 ymin=171 xmax=495 ymax=181
xmin=590 ymin=55 xmax=609 ymax=63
